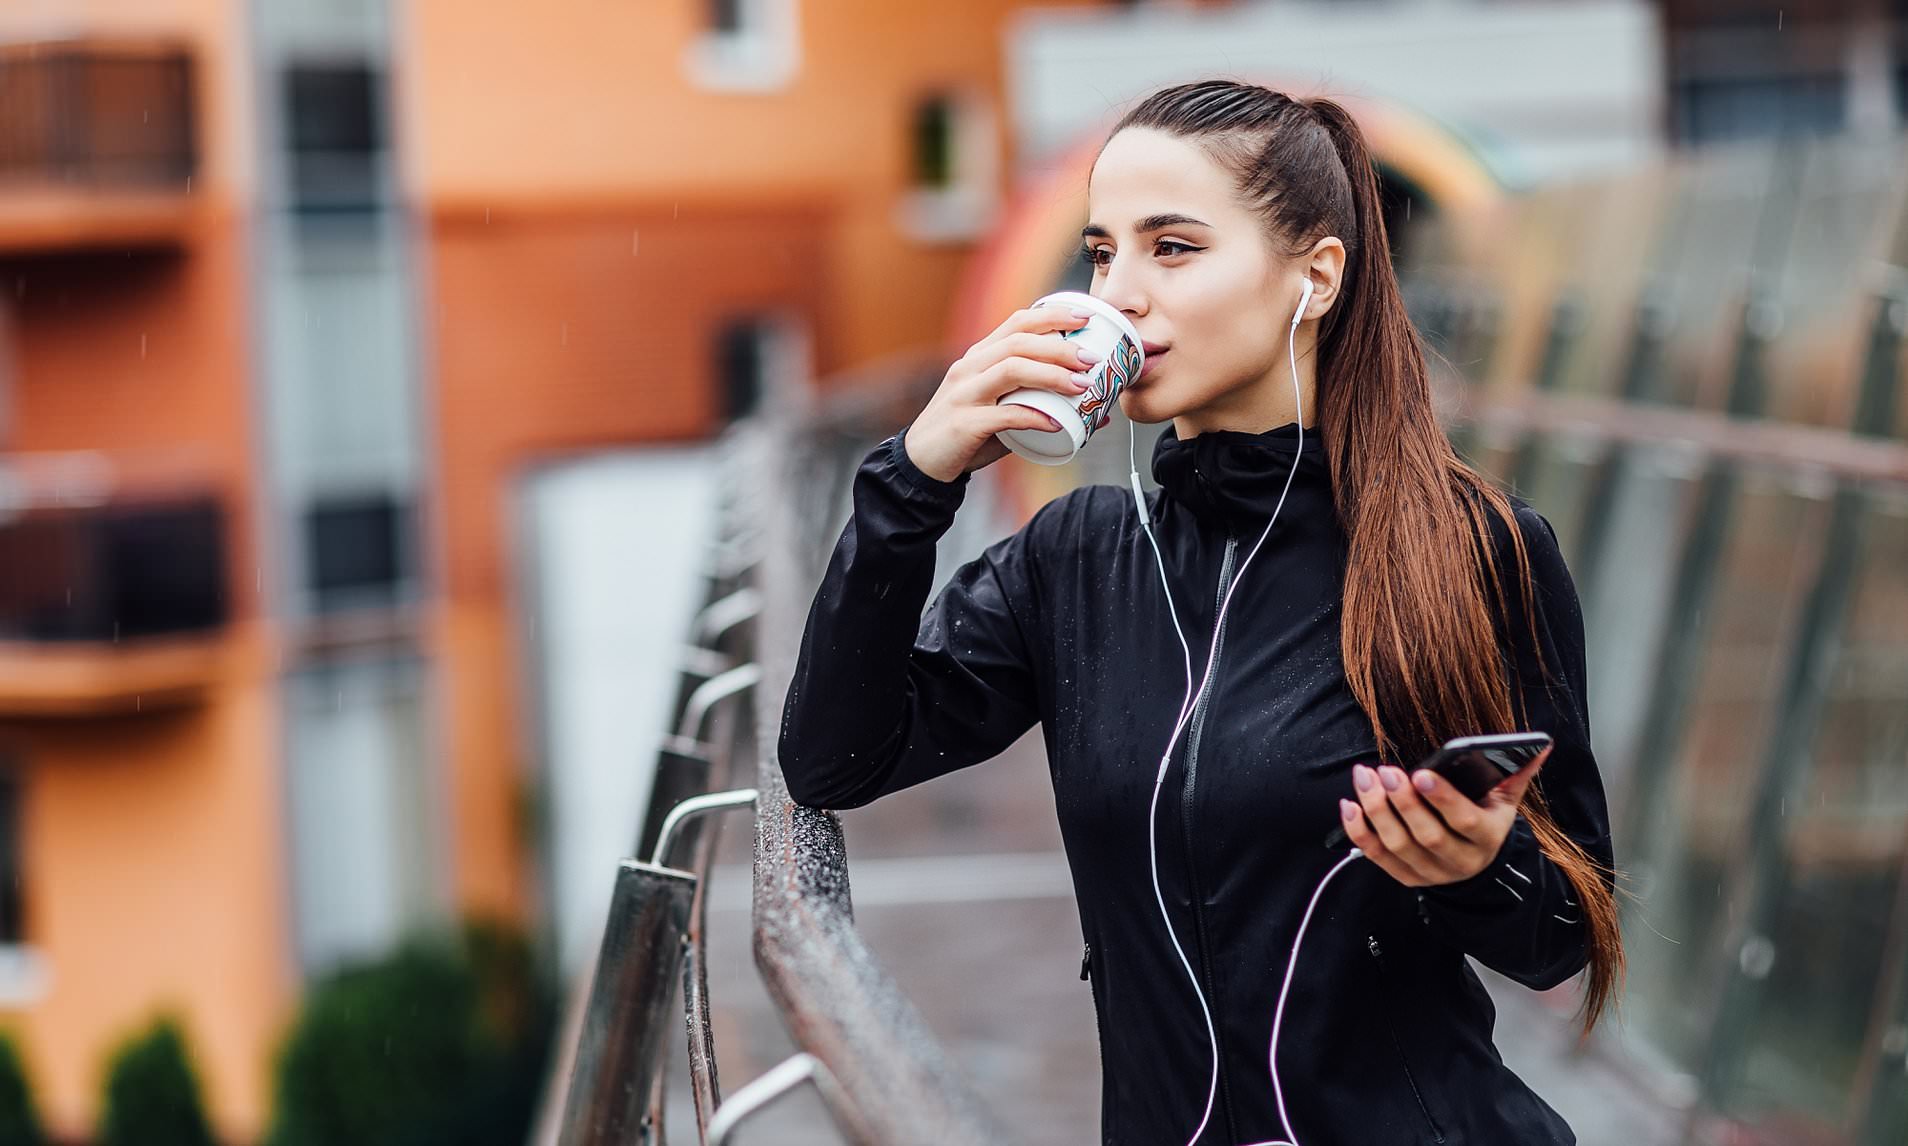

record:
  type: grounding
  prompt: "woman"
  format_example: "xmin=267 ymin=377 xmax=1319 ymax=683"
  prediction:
xmin=778 ymin=80 xmax=1621 ymax=1146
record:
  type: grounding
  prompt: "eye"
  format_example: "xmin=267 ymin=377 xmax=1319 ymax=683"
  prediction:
xmin=1076 ymin=240 xmax=1202 ymax=270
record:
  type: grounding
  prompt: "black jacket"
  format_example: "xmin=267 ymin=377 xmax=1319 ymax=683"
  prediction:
xmin=778 ymin=422 xmax=1614 ymax=1145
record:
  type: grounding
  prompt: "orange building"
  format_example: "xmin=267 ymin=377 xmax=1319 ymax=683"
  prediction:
xmin=0 ymin=0 xmax=1114 ymax=1139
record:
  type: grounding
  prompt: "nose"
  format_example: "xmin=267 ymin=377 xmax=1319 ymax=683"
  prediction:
xmin=1095 ymin=253 xmax=1147 ymax=321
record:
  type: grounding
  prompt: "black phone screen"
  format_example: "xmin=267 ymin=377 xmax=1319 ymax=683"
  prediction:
xmin=1420 ymin=732 xmax=1553 ymax=804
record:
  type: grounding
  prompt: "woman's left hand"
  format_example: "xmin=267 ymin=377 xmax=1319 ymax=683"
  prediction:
xmin=1338 ymin=749 xmax=1551 ymax=887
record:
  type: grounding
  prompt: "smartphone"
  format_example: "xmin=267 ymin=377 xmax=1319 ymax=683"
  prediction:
xmin=1323 ymin=731 xmax=1552 ymax=850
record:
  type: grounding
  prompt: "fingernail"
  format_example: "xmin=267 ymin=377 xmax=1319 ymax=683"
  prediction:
xmin=1340 ymin=798 xmax=1359 ymax=823
xmin=1070 ymin=307 xmax=1095 ymax=319
xmin=1353 ymin=764 xmax=1373 ymax=792
xmin=1076 ymin=346 xmax=1104 ymax=364
xmin=1380 ymin=767 xmax=1401 ymax=792
xmin=1413 ymin=771 xmax=1436 ymax=793
xmin=1070 ymin=372 xmax=1091 ymax=392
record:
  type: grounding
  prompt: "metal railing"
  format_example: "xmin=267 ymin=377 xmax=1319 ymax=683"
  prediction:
xmin=546 ymin=372 xmax=1009 ymax=1143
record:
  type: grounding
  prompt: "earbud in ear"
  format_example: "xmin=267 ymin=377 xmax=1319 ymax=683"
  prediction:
xmin=1293 ymin=279 xmax=1314 ymax=327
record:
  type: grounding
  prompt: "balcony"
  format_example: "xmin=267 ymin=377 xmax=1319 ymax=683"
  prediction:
xmin=0 ymin=482 xmax=228 ymax=717
xmin=0 ymin=40 xmax=198 ymax=256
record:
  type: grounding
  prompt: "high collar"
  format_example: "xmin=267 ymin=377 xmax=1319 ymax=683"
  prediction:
xmin=1150 ymin=421 xmax=1333 ymax=531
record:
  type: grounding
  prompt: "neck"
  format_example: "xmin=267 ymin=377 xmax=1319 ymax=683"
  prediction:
xmin=1172 ymin=320 xmax=1320 ymax=438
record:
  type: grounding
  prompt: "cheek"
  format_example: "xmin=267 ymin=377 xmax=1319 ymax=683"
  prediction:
xmin=1177 ymin=317 xmax=1282 ymax=394
xmin=1176 ymin=261 xmax=1281 ymax=364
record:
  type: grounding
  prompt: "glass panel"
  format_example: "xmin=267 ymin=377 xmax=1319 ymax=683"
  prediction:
xmin=1897 ymin=335 xmax=1908 ymax=444
xmin=1459 ymin=422 xmax=1523 ymax=492
xmin=1650 ymin=146 xmax=1782 ymax=411
xmin=1712 ymin=490 xmax=1908 ymax=1135
xmin=1401 ymin=190 xmax=1524 ymax=432
xmin=1548 ymin=173 xmax=1676 ymax=401
xmin=1762 ymin=139 xmax=1905 ymax=429
xmin=1581 ymin=446 xmax=1704 ymax=821
xmin=1621 ymin=474 xmax=1828 ymax=1074
xmin=1506 ymin=430 xmax=1604 ymax=559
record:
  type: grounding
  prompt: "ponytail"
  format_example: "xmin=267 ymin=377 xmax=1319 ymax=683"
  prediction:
xmin=1308 ymin=95 xmax=1623 ymax=1037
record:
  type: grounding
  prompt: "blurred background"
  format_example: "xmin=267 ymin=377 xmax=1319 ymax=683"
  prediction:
xmin=0 ymin=0 xmax=1902 ymax=1143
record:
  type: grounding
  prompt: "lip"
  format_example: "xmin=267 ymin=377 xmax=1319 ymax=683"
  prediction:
xmin=1139 ymin=347 xmax=1168 ymax=378
xmin=1141 ymin=342 xmax=1169 ymax=355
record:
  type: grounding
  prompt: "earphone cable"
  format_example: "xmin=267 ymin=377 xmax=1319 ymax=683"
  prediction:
xmin=1129 ymin=280 xmax=1313 ymax=1145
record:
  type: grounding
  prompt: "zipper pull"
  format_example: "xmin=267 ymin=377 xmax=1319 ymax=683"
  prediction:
xmin=1080 ymin=942 xmax=1093 ymax=981
xmin=1367 ymin=935 xmax=1382 ymax=958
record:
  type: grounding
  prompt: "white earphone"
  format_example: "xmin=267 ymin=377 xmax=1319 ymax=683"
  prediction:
xmin=1125 ymin=277 xmax=1359 ymax=1146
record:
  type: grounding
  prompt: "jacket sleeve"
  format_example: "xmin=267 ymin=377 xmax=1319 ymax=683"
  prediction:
xmin=1416 ymin=503 xmax=1615 ymax=991
xmin=776 ymin=430 xmax=1047 ymax=810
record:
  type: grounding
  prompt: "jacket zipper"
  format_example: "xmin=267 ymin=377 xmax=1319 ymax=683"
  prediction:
xmin=1182 ymin=531 xmax=1240 ymax=1142
xmin=1367 ymin=936 xmax=1447 ymax=1142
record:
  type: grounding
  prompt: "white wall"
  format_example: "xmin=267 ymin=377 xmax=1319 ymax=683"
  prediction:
xmin=1007 ymin=0 xmax=1664 ymax=187
xmin=517 ymin=447 xmax=718 ymax=973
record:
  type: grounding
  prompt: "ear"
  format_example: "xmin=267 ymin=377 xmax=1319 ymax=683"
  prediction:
xmin=1302 ymin=237 xmax=1346 ymax=321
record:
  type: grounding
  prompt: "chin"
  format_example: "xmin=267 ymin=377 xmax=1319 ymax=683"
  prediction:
xmin=1116 ymin=391 xmax=1161 ymax=426
xmin=1119 ymin=386 xmax=1189 ymax=427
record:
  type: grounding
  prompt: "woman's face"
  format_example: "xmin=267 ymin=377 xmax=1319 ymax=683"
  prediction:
xmin=1083 ymin=127 xmax=1315 ymax=430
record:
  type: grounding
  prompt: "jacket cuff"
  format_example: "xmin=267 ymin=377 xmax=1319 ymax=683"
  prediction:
xmin=883 ymin=427 xmax=971 ymax=501
xmin=1419 ymin=814 xmax=1545 ymax=919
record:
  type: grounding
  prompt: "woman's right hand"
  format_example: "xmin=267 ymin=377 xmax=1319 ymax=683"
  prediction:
xmin=903 ymin=303 xmax=1106 ymax=483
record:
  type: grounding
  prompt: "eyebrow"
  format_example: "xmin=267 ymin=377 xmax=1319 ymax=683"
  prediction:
xmin=1080 ymin=213 xmax=1212 ymax=240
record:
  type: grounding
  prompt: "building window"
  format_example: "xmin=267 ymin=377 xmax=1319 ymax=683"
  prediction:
xmin=0 ymin=771 xmax=23 ymax=946
xmin=0 ymin=767 xmax=44 ymax=1007
xmin=303 ymin=490 xmax=410 ymax=613
xmin=683 ymin=0 xmax=800 ymax=93
xmin=281 ymin=59 xmax=385 ymax=212
xmin=1672 ymin=73 xmax=1848 ymax=145
xmin=708 ymin=0 xmax=745 ymax=35
xmin=713 ymin=315 xmax=810 ymax=423
xmin=913 ymin=98 xmax=957 ymax=190
xmin=0 ymin=496 xmax=227 ymax=643
xmin=896 ymin=91 xmax=999 ymax=244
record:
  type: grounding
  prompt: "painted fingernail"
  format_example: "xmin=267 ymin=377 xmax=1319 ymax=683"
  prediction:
xmin=1353 ymin=764 xmax=1374 ymax=792
xmin=1070 ymin=307 xmax=1095 ymax=319
xmin=1076 ymin=346 xmax=1104 ymax=364
xmin=1380 ymin=767 xmax=1402 ymax=792
xmin=1340 ymin=798 xmax=1359 ymax=823
xmin=1413 ymin=771 xmax=1436 ymax=793
xmin=1070 ymin=372 xmax=1091 ymax=391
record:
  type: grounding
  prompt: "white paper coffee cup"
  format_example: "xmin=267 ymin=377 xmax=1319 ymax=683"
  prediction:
xmin=995 ymin=290 xmax=1144 ymax=466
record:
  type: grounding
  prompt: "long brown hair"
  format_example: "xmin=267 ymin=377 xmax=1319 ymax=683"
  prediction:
xmin=1113 ymin=81 xmax=1623 ymax=1034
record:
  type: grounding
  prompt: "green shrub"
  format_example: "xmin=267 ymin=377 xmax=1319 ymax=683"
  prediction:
xmin=266 ymin=919 xmax=555 ymax=1146
xmin=0 ymin=1032 xmax=45 ymax=1146
xmin=97 ymin=1018 xmax=215 ymax=1146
